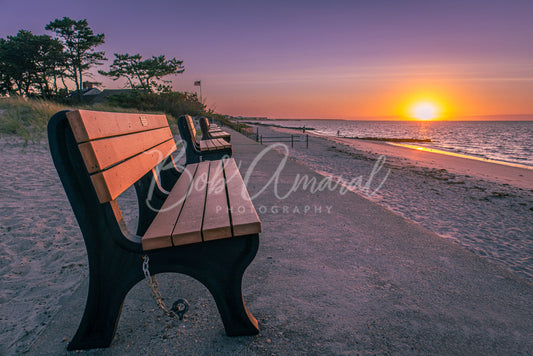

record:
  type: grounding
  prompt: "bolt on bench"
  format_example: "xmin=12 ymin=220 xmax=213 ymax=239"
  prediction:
xmin=48 ymin=109 xmax=261 ymax=350
xmin=178 ymin=115 xmax=232 ymax=164
xmin=199 ymin=117 xmax=232 ymax=142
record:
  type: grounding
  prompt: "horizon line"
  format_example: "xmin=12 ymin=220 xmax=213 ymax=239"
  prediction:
xmin=236 ymin=114 xmax=533 ymax=121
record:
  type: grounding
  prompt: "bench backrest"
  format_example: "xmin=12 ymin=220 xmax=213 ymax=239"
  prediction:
xmin=199 ymin=117 xmax=210 ymax=135
xmin=177 ymin=115 xmax=198 ymax=146
xmin=66 ymin=110 xmax=177 ymax=203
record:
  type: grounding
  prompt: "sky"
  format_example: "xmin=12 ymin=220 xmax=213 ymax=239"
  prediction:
xmin=1 ymin=0 xmax=533 ymax=120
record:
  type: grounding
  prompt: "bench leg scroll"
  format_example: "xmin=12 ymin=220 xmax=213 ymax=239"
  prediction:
xmin=192 ymin=234 xmax=260 ymax=336
xmin=67 ymin=254 xmax=144 ymax=351
xmin=68 ymin=235 xmax=259 ymax=350
xmin=205 ymin=262 xmax=260 ymax=336
xmin=147 ymin=234 xmax=260 ymax=337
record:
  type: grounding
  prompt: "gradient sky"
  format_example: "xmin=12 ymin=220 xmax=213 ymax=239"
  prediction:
xmin=1 ymin=0 xmax=533 ymax=119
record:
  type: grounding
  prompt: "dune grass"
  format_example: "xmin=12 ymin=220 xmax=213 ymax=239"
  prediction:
xmin=0 ymin=97 xmax=69 ymax=144
xmin=0 ymin=97 xmax=179 ymax=144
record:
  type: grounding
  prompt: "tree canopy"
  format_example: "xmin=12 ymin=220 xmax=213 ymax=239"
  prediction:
xmin=0 ymin=30 xmax=65 ymax=97
xmin=1 ymin=17 xmax=189 ymax=100
xmin=99 ymin=53 xmax=184 ymax=92
xmin=45 ymin=17 xmax=106 ymax=92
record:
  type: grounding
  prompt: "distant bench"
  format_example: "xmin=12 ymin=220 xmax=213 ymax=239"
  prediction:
xmin=178 ymin=115 xmax=231 ymax=164
xmin=48 ymin=109 xmax=261 ymax=350
xmin=200 ymin=117 xmax=232 ymax=142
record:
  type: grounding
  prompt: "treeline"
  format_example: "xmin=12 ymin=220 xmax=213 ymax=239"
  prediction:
xmin=0 ymin=17 xmax=190 ymax=101
xmin=1 ymin=17 xmax=104 ymax=97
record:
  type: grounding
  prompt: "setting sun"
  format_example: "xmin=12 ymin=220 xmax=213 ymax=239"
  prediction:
xmin=410 ymin=102 xmax=439 ymax=120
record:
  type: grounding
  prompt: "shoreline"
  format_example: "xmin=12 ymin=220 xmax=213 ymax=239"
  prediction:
xmin=252 ymin=124 xmax=533 ymax=284
xmin=332 ymin=136 xmax=533 ymax=191
xmin=388 ymin=141 xmax=533 ymax=171
xmin=269 ymin=125 xmax=533 ymax=191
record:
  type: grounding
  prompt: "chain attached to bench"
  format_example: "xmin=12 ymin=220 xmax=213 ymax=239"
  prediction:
xmin=142 ymin=256 xmax=189 ymax=320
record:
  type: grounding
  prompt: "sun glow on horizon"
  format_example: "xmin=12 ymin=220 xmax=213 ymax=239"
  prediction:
xmin=410 ymin=102 xmax=440 ymax=120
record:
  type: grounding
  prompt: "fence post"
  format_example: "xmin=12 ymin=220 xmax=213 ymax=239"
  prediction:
xmin=260 ymin=135 xmax=263 ymax=144
xmin=291 ymin=135 xmax=294 ymax=148
xmin=256 ymin=128 xmax=259 ymax=142
xmin=306 ymin=134 xmax=309 ymax=149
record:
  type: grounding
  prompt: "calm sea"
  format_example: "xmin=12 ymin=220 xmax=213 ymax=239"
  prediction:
xmin=259 ymin=119 xmax=533 ymax=168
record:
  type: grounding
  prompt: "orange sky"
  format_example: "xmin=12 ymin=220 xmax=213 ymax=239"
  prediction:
xmin=196 ymin=61 xmax=533 ymax=120
xmin=4 ymin=0 xmax=532 ymax=120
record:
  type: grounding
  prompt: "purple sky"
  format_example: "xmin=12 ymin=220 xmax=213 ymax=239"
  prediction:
xmin=2 ymin=0 xmax=533 ymax=119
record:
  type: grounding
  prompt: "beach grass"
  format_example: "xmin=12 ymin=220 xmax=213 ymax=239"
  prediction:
xmin=0 ymin=97 xmax=68 ymax=144
xmin=0 ymin=97 xmax=180 ymax=144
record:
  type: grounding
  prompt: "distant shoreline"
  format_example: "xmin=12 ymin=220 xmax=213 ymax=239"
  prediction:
xmin=256 ymin=124 xmax=533 ymax=189
xmin=242 ymin=115 xmax=533 ymax=122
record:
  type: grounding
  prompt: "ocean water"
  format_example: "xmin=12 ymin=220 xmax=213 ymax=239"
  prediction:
xmin=258 ymin=119 xmax=533 ymax=167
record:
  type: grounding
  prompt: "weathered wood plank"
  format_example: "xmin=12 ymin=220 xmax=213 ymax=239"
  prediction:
xmin=67 ymin=110 xmax=169 ymax=142
xmin=223 ymin=158 xmax=261 ymax=236
xmin=221 ymin=138 xmax=231 ymax=148
xmin=203 ymin=160 xmax=232 ymax=241
xmin=78 ymin=127 xmax=173 ymax=173
xmin=172 ymin=161 xmax=210 ymax=246
xmin=199 ymin=140 xmax=208 ymax=151
xmin=90 ymin=139 xmax=177 ymax=203
xmin=214 ymin=138 xmax=231 ymax=149
xmin=205 ymin=140 xmax=216 ymax=151
xmin=142 ymin=164 xmax=198 ymax=250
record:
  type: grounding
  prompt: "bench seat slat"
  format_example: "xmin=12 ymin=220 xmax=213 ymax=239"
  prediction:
xmin=90 ymin=139 xmax=177 ymax=203
xmin=67 ymin=110 xmax=169 ymax=142
xmin=207 ymin=140 xmax=217 ymax=151
xmin=142 ymin=164 xmax=198 ymax=250
xmin=78 ymin=127 xmax=174 ymax=173
xmin=142 ymin=158 xmax=259 ymax=251
xmin=223 ymin=158 xmax=262 ymax=236
xmin=199 ymin=139 xmax=227 ymax=152
xmin=202 ymin=140 xmax=212 ymax=151
xmin=215 ymin=138 xmax=231 ymax=149
xmin=199 ymin=140 xmax=208 ymax=151
xmin=202 ymin=161 xmax=232 ymax=241
xmin=171 ymin=161 xmax=210 ymax=246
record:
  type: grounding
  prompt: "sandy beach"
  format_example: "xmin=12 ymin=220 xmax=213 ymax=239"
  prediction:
xmin=0 ymin=137 xmax=86 ymax=354
xmin=254 ymin=124 xmax=533 ymax=283
xmin=1 ymin=127 xmax=533 ymax=355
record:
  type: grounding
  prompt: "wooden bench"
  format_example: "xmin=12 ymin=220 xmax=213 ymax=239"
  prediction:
xmin=178 ymin=115 xmax=232 ymax=164
xmin=48 ymin=109 xmax=261 ymax=350
xmin=199 ymin=117 xmax=232 ymax=142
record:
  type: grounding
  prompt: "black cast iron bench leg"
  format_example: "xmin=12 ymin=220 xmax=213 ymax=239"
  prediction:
xmin=69 ymin=235 xmax=259 ymax=350
xmin=147 ymin=235 xmax=260 ymax=337
xmin=68 ymin=251 xmax=143 ymax=350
